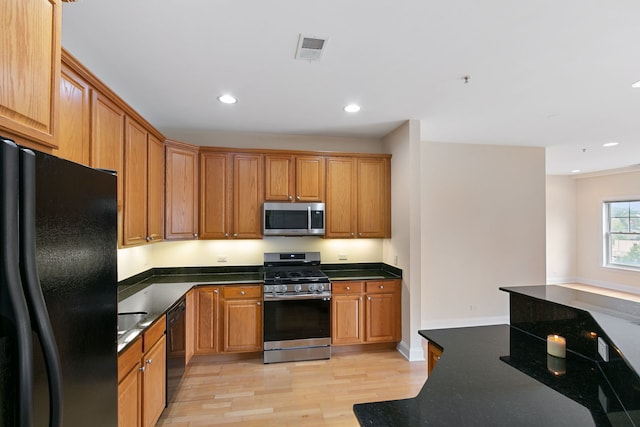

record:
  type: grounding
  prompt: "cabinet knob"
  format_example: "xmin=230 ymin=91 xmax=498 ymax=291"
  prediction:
xmin=193 ymin=233 xmax=198 ymax=238
xmin=368 ymin=296 xmax=372 ymax=301
xmin=288 ymin=195 xmax=292 ymax=200
xmin=139 ymin=366 xmax=145 ymax=372
xmin=146 ymin=236 xmax=151 ymax=242
xmin=350 ymin=232 xmax=355 ymax=237
xmin=257 ymin=301 xmax=261 ymax=306
xmin=146 ymin=358 xmax=152 ymax=365
xmin=214 ymin=289 xmax=219 ymax=294
xmin=358 ymin=232 xmax=363 ymax=237
xmin=225 ymin=233 xmax=229 ymax=237
xmin=379 ymin=285 xmax=384 ymax=289
xmin=296 ymin=195 xmax=301 ymax=200
xmin=233 ymin=233 xmax=238 ymax=237
xmin=346 ymin=286 xmax=350 ymax=291
xmin=240 ymin=290 xmax=246 ymax=295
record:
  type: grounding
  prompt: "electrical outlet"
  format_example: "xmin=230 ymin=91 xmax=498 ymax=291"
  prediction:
xmin=393 ymin=255 xmax=398 ymax=265
xmin=598 ymin=337 xmax=609 ymax=362
xmin=217 ymin=255 xmax=228 ymax=263
xmin=338 ymin=254 xmax=348 ymax=260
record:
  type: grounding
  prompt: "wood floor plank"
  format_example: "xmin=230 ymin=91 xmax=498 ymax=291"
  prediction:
xmin=157 ymin=349 xmax=427 ymax=426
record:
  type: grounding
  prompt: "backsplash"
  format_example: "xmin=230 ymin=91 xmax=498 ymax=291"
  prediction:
xmin=117 ymin=237 xmax=387 ymax=281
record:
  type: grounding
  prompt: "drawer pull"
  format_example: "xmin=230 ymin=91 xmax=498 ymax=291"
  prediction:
xmin=346 ymin=286 xmax=350 ymax=291
xmin=240 ymin=290 xmax=246 ymax=295
xmin=379 ymin=285 xmax=384 ymax=289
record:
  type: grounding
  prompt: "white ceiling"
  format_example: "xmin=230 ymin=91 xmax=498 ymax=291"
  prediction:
xmin=61 ymin=0 xmax=640 ymax=175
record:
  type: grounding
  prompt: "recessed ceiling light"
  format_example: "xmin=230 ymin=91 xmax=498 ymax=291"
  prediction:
xmin=603 ymin=142 xmax=619 ymax=147
xmin=571 ymin=169 xmax=581 ymax=173
xmin=344 ymin=104 xmax=361 ymax=113
xmin=632 ymin=80 xmax=640 ymax=88
xmin=217 ymin=94 xmax=238 ymax=104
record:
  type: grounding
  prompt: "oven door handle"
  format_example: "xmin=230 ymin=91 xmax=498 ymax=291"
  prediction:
xmin=263 ymin=294 xmax=331 ymax=302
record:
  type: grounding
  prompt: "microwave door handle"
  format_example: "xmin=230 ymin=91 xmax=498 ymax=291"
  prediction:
xmin=308 ymin=206 xmax=311 ymax=231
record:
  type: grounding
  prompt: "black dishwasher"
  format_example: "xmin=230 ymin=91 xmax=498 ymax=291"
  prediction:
xmin=166 ymin=297 xmax=186 ymax=404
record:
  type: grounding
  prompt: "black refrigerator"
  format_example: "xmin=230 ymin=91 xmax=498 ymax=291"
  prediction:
xmin=0 ymin=137 xmax=118 ymax=426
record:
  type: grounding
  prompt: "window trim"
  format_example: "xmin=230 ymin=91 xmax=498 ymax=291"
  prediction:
xmin=603 ymin=199 xmax=640 ymax=271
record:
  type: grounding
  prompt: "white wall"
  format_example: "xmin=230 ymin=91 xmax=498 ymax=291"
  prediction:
xmin=382 ymin=120 xmax=423 ymax=360
xmin=573 ymin=170 xmax=640 ymax=292
xmin=546 ymin=175 xmax=577 ymax=283
xmin=420 ymin=141 xmax=546 ymax=328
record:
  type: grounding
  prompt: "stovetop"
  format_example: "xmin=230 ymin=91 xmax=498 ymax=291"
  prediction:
xmin=263 ymin=252 xmax=331 ymax=295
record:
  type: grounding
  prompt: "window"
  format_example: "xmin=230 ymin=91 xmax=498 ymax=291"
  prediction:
xmin=604 ymin=200 xmax=640 ymax=268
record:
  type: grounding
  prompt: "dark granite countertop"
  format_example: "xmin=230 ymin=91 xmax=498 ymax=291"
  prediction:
xmin=354 ymin=325 xmax=639 ymax=426
xmin=116 ymin=263 xmax=402 ymax=352
xmin=501 ymin=285 xmax=640 ymax=376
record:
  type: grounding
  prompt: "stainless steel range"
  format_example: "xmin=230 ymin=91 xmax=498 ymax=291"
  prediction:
xmin=263 ymin=252 xmax=331 ymax=364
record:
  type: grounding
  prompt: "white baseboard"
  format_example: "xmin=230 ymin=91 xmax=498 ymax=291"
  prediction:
xmin=396 ymin=340 xmax=425 ymax=362
xmin=422 ymin=315 xmax=509 ymax=330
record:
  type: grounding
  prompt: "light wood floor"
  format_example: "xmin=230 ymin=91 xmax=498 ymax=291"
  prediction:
xmin=157 ymin=350 xmax=427 ymax=426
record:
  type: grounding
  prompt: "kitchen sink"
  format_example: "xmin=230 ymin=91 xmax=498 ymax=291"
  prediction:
xmin=117 ymin=311 xmax=148 ymax=334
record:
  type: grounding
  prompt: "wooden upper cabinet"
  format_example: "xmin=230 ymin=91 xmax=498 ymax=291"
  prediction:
xmin=165 ymin=141 xmax=199 ymax=240
xmin=123 ymin=119 xmax=165 ymax=247
xmin=0 ymin=0 xmax=61 ymax=149
xmin=199 ymin=152 xmax=230 ymax=239
xmin=325 ymin=156 xmax=390 ymax=238
xmin=123 ymin=118 xmax=148 ymax=246
xmin=264 ymin=154 xmax=324 ymax=202
xmin=200 ymin=151 xmax=263 ymax=239
xmin=233 ymin=153 xmax=263 ymax=238
xmin=91 ymin=91 xmax=125 ymax=245
xmin=325 ymin=157 xmax=356 ymax=238
xmin=57 ymin=63 xmax=90 ymax=165
xmin=147 ymin=135 xmax=165 ymax=242
xmin=356 ymin=157 xmax=390 ymax=238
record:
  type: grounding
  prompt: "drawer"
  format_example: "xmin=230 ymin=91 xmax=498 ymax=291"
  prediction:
xmin=143 ymin=314 xmax=166 ymax=352
xmin=118 ymin=337 xmax=142 ymax=383
xmin=222 ymin=285 xmax=261 ymax=299
xmin=365 ymin=280 xmax=400 ymax=294
xmin=332 ymin=281 xmax=364 ymax=294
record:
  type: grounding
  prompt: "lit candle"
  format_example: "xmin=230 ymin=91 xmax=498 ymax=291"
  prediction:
xmin=547 ymin=334 xmax=566 ymax=358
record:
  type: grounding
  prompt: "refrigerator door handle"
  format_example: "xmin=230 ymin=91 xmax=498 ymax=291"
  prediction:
xmin=19 ymin=148 xmax=64 ymax=427
xmin=1 ymin=139 xmax=34 ymax=427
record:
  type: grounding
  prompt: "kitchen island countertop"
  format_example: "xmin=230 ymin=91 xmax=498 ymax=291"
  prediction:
xmin=354 ymin=324 xmax=639 ymax=426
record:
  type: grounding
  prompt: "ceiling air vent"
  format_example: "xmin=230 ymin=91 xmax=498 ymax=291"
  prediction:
xmin=295 ymin=35 xmax=328 ymax=62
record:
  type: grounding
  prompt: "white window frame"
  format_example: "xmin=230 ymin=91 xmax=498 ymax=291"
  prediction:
xmin=603 ymin=199 xmax=640 ymax=270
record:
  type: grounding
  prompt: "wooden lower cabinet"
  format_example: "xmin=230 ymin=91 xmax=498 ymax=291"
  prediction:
xmin=193 ymin=285 xmax=263 ymax=355
xmin=427 ymin=341 xmax=443 ymax=375
xmin=117 ymin=315 xmax=166 ymax=427
xmin=331 ymin=280 xmax=401 ymax=346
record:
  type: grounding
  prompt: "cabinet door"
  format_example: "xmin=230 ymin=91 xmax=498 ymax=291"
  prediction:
xmin=222 ymin=298 xmax=262 ymax=352
xmin=194 ymin=287 xmax=220 ymax=354
xmin=295 ymin=156 xmax=325 ymax=202
xmin=57 ymin=64 xmax=90 ymax=165
xmin=365 ymin=292 xmax=398 ymax=343
xmin=0 ymin=0 xmax=60 ymax=148
xmin=142 ymin=335 xmax=166 ymax=427
xmin=147 ymin=135 xmax=165 ymax=242
xmin=325 ymin=157 xmax=356 ymax=238
xmin=118 ymin=364 xmax=141 ymax=427
xmin=199 ymin=152 xmax=231 ymax=239
xmin=232 ymin=154 xmax=263 ymax=238
xmin=331 ymin=294 xmax=364 ymax=345
xmin=264 ymin=154 xmax=294 ymax=201
xmin=185 ymin=289 xmax=195 ymax=364
xmin=356 ymin=158 xmax=390 ymax=238
xmin=165 ymin=144 xmax=199 ymax=239
xmin=91 ymin=91 xmax=124 ymax=245
xmin=123 ymin=117 xmax=148 ymax=246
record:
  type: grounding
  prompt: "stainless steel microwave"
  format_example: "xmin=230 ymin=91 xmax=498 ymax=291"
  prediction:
xmin=263 ymin=202 xmax=325 ymax=236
